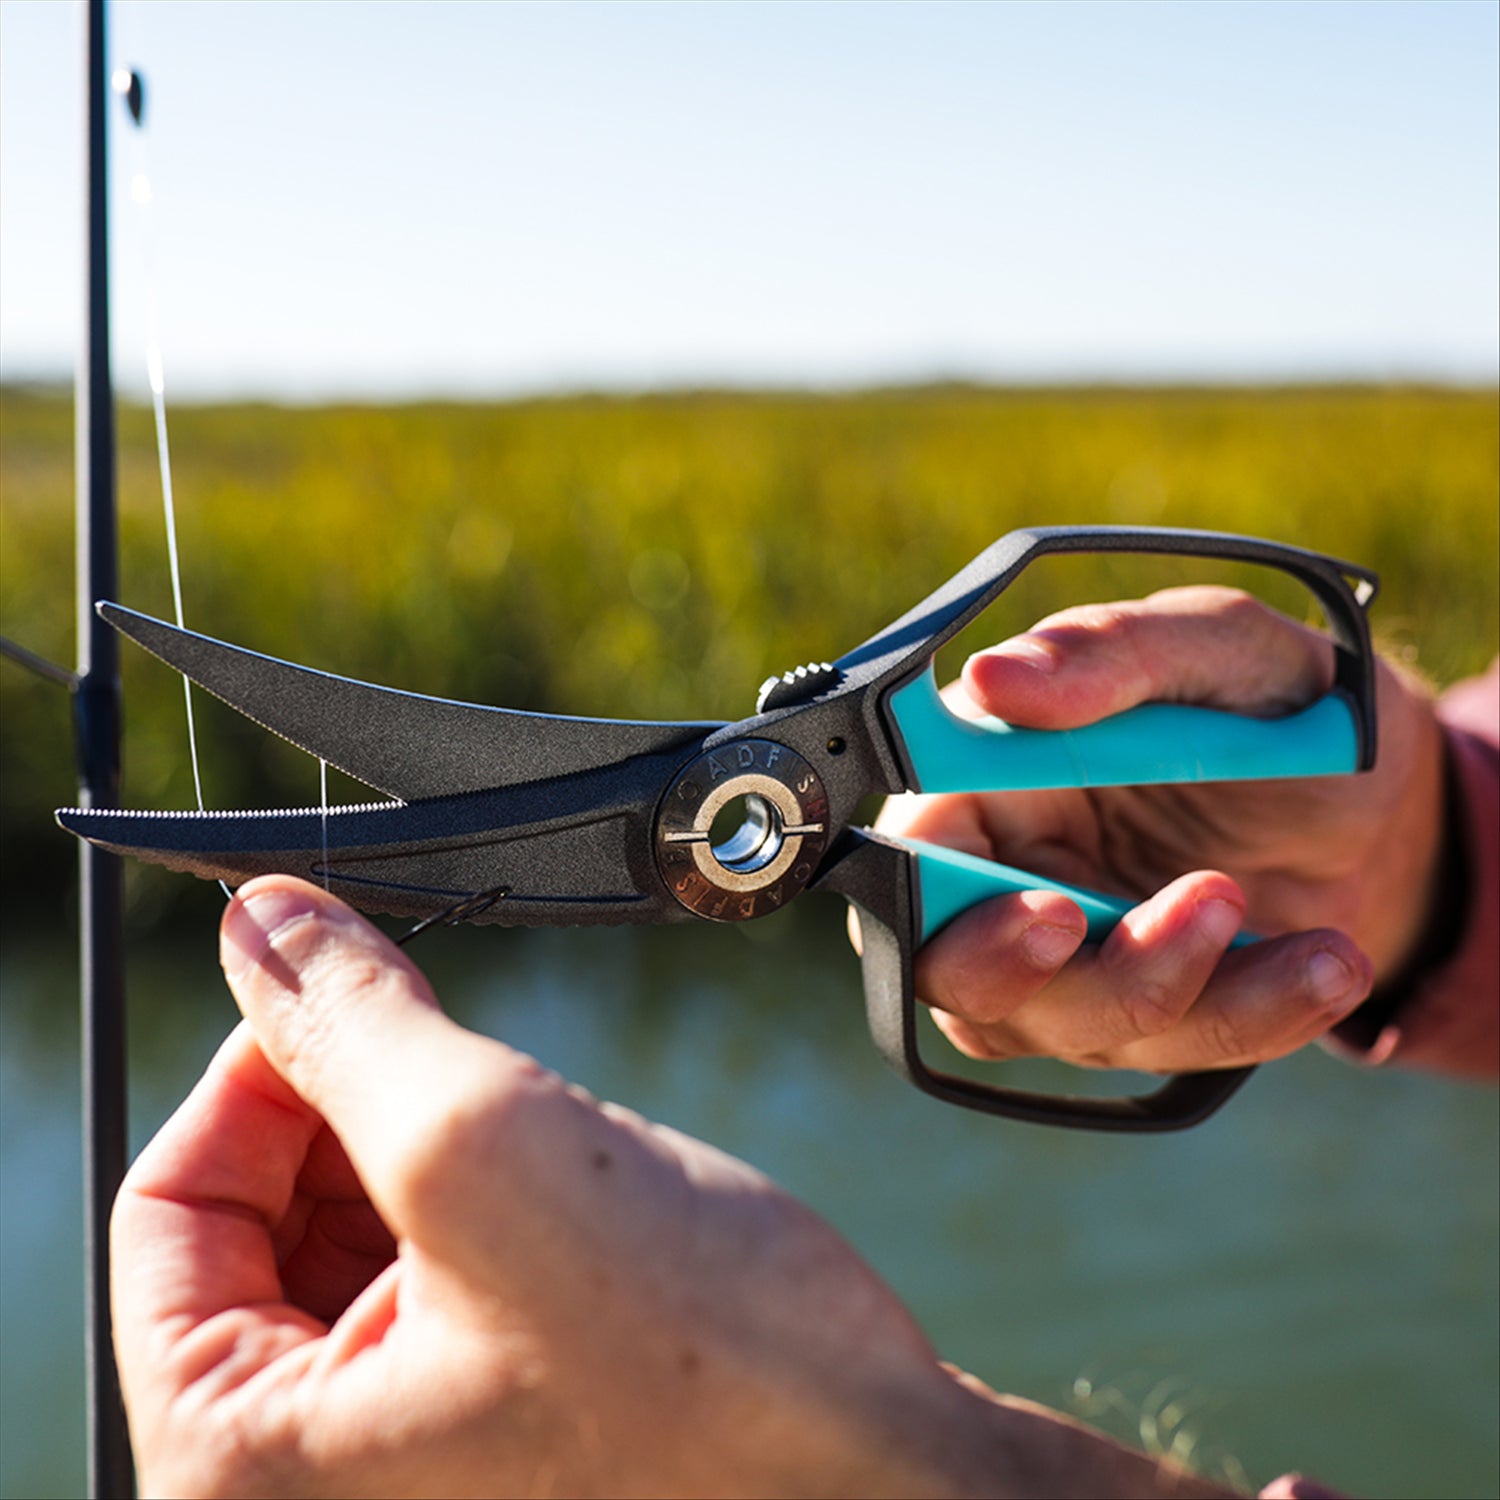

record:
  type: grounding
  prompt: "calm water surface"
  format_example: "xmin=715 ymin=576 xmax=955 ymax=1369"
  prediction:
xmin=3 ymin=903 xmax=1497 ymax=1498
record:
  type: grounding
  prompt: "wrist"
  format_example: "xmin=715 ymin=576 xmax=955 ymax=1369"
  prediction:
xmin=1334 ymin=705 xmax=1463 ymax=1056
xmin=1373 ymin=669 xmax=1450 ymax=977
xmin=850 ymin=1362 xmax=1239 ymax=1500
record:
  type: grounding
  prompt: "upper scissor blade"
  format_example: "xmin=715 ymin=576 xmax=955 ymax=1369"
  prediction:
xmin=100 ymin=603 xmax=723 ymax=801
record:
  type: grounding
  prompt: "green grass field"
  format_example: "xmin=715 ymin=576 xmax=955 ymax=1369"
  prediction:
xmin=2 ymin=382 xmax=1496 ymax=920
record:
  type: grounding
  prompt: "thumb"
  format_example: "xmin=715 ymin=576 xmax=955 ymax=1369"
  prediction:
xmin=963 ymin=585 xmax=1334 ymax=729
xmin=219 ymin=874 xmax=541 ymax=1247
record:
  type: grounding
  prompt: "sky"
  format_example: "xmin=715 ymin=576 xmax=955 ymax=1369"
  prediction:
xmin=0 ymin=0 xmax=1496 ymax=401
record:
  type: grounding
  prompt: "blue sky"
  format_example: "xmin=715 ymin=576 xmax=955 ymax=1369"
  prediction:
xmin=1 ymin=0 xmax=1496 ymax=400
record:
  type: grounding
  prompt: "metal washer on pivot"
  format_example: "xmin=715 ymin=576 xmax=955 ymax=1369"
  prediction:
xmin=655 ymin=739 xmax=830 ymax=921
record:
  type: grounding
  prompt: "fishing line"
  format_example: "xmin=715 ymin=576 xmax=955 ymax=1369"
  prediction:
xmin=319 ymin=758 xmax=331 ymax=892
xmin=117 ymin=69 xmax=230 ymax=899
xmin=116 ymin=64 xmax=395 ymax=914
xmin=396 ymin=885 xmax=511 ymax=947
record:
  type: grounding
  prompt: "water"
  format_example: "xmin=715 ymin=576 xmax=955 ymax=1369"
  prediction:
xmin=2 ymin=904 xmax=1497 ymax=1499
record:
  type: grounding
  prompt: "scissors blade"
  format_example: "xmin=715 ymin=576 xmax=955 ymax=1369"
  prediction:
xmin=99 ymin=603 xmax=723 ymax=801
xmin=57 ymin=741 xmax=702 ymax=925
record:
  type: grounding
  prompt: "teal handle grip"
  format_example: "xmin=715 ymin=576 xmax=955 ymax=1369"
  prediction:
xmin=887 ymin=666 xmax=1360 ymax=794
xmin=909 ymin=837 xmax=1129 ymax=943
xmin=903 ymin=834 xmax=1258 ymax=947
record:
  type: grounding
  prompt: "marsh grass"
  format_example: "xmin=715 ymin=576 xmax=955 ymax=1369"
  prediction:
xmin=2 ymin=382 xmax=1495 ymax=922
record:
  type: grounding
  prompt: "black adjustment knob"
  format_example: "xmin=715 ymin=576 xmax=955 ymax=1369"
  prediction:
xmin=756 ymin=661 xmax=843 ymax=713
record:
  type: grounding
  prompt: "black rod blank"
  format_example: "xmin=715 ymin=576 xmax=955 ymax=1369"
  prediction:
xmin=77 ymin=1 xmax=133 ymax=1494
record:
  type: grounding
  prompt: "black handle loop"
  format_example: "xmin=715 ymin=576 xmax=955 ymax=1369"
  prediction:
xmin=835 ymin=526 xmax=1379 ymax=794
xmin=819 ymin=528 xmax=1381 ymax=1132
xmin=833 ymin=836 xmax=1254 ymax=1132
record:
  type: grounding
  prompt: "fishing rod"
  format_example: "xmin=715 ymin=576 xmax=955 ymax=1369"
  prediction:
xmin=0 ymin=2 xmax=135 ymax=1489
xmin=0 ymin=2 xmax=134 ymax=1489
xmin=73 ymin=0 xmax=132 ymax=1491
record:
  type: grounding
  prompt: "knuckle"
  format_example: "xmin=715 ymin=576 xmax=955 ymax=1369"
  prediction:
xmin=924 ymin=970 xmax=986 ymax=1024
xmin=1045 ymin=601 xmax=1158 ymax=696
xmin=199 ymin=1443 xmax=293 ymax=1500
xmin=153 ymin=1407 xmax=303 ymax=1500
xmin=1042 ymin=600 xmax=1139 ymax=650
xmin=386 ymin=1050 xmax=559 ymax=1220
xmin=1117 ymin=974 xmax=1187 ymax=1040
xmin=937 ymin=1013 xmax=1020 ymax=1061
xmin=916 ymin=936 xmax=993 ymax=1024
xmin=922 ymin=957 xmax=1020 ymax=1028
xmin=1205 ymin=1003 xmax=1255 ymax=1066
xmin=1202 ymin=587 xmax=1288 ymax=650
xmin=1211 ymin=585 xmax=1263 ymax=622
xmin=271 ymin=949 xmax=392 ymax=1089
xmin=1075 ymin=1046 xmax=1125 ymax=1069
xmin=1153 ymin=583 xmax=1260 ymax=619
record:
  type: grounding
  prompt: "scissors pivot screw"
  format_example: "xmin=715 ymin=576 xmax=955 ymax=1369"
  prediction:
xmin=655 ymin=739 xmax=830 ymax=920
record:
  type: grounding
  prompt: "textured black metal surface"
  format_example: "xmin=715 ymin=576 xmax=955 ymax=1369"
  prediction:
xmin=98 ymin=603 xmax=722 ymax=800
xmin=60 ymin=526 xmax=1382 ymax=1133
xmin=60 ymin=742 xmax=703 ymax=924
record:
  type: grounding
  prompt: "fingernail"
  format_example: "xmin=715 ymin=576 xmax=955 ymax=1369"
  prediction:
xmin=1022 ymin=920 xmax=1082 ymax=970
xmin=1195 ymin=898 xmax=1243 ymax=950
xmin=222 ymin=886 xmax=319 ymax=979
xmin=1306 ymin=948 xmax=1366 ymax=1011
xmin=978 ymin=635 xmax=1058 ymax=675
xmin=1258 ymin=1476 xmax=1346 ymax=1500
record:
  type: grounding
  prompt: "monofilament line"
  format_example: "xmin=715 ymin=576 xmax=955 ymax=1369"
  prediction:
xmin=122 ymin=79 xmax=231 ymax=899
xmin=146 ymin=294 xmax=209 ymax=815
xmin=319 ymin=759 xmax=331 ymax=891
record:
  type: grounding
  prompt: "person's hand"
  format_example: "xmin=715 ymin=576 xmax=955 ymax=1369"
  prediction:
xmin=876 ymin=586 xmax=1447 ymax=1072
xmin=112 ymin=875 xmax=1235 ymax=1498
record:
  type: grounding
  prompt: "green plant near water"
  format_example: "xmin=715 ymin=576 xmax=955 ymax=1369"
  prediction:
xmin=2 ymin=383 xmax=1496 ymax=923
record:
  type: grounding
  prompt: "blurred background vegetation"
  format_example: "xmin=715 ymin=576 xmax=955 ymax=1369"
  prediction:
xmin=2 ymin=380 xmax=1497 ymax=928
xmin=3 ymin=381 xmax=1498 ymax=1499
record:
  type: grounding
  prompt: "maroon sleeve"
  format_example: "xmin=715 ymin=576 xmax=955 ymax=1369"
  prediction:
xmin=1330 ymin=660 xmax=1499 ymax=1078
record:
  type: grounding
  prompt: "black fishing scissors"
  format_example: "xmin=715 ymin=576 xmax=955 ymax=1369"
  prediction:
xmin=59 ymin=525 xmax=1380 ymax=1132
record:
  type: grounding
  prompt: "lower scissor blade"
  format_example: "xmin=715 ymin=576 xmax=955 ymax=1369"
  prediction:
xmin=57 ymin=753 xmax=695 ymax=927
xmin=99 ymin=603 xmax=723 ymax=802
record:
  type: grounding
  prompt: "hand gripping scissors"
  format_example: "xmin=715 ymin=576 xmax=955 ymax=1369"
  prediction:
xmin=58 ymin=526 xmax=1379 ymax=1132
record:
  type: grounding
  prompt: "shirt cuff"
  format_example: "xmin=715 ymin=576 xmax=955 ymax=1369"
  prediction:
xmin=1326 ymin=675 xmax=1499 ymax=1078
